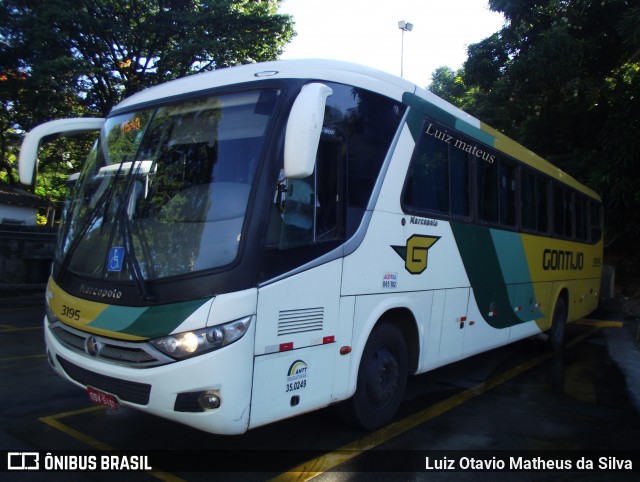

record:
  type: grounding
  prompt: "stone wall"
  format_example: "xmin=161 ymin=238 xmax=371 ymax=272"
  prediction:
xmin=0 ymin=225 xmax=57 ymax=293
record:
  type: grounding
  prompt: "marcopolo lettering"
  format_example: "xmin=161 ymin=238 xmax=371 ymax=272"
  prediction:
xmin=410 ymin=216 xmax=438 ymax=227
xmin=79 ymin=284 xmax=123 ymax=300
xmin=542 ymin=249 xmax=584 ymax=271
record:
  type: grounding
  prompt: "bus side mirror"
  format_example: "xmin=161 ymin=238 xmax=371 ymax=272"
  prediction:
xmin=19 ymin=117 xmax=105 ymax=186
xmin=284 ymin=83 xmax=333 ymax=179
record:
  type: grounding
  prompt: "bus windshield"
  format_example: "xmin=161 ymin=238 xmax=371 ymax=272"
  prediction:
xmin=57 ymin=88 xmax=280 ymax=283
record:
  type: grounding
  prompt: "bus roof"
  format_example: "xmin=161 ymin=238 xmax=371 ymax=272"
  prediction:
xmin=111 ymin=59 xmax=599 ymax=201
xmin=112 ymin=59 xmax=417 ymax=112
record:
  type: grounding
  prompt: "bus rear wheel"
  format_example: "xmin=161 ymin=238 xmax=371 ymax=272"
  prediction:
xmin=547 ymin=296 xmax=567 ymax=351
xmin=339 ymin=322 xmax=408 ymax=430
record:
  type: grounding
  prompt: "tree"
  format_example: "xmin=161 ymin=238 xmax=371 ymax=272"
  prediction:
xmin=433 ymin=0 xmax=640 ymax=247
xmin=429 ymin=67 xmax=467 ymax=106
xmin=0 ymin=0 xmax=295 ymax=221
xmin=2 ymin=0 xmax=295 ymax=118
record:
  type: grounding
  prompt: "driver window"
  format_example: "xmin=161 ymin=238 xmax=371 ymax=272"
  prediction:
xmin=272 ymin=131 xmax=345 ymax=249
xmin=281 ymin=177 xmax=315 ymax=246
xmin=264 ymin=81 xmax=405 ymax=257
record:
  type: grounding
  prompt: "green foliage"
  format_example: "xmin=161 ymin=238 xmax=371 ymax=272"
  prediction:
xmin=429 ymin=67 xmax=467 ymax=106
xmin=0 ymin=0 xmax=295 ymax=220
xmin=430 ymin=0 xmax=640 ymax=246
xmin=2 ymin=0 xmax=295 ymax=118
xmin=429 ymin=66 xmax=486 ymax=114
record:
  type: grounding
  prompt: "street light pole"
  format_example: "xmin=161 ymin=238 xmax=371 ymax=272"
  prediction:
xmin=398 ymin=20 xmax=413 ymax=78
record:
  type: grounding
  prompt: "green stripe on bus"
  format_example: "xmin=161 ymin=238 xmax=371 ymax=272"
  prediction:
xmin=489 ymin=230 xmax=543 ymax=322
xmin=87 ymin=298 xmax=210 ymax=339
xmin=450 ymin=223 xmax=525 ymax=329
xmin=123 ymin=298 xmax=210 ymax=338
xmin=454 ymin=119 xmax=495 ymax=147
xmin=490 ymin=230 xmax=530 ymax=284
xmin=402 ymin=93 xmax=496 ymax=149
xmin=403 ymin=93 xmax=458 ymax=139
xmin=88 ymin=305 xmax=148 ymax=332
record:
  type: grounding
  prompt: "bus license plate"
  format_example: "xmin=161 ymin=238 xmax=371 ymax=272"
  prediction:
xmin=87 ymin=386 xmax=119 ymax=410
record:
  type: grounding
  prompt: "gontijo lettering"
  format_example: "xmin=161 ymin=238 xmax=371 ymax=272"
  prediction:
xmin=542 ymin=249 xmax=584 ymax=271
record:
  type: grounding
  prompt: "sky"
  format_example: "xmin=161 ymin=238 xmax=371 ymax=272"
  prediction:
xmin=277 ymin=0 xmax=505 ymax=87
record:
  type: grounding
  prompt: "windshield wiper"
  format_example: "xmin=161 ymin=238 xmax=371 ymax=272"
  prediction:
xmin=57 ymin=159 xmax=128 ymax=282
xmin=117 ymin=161 xmax=155 ymax=301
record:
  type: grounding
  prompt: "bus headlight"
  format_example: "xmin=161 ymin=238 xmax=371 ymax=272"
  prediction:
xmin=150 ymin=316 xmax=252 ymax=360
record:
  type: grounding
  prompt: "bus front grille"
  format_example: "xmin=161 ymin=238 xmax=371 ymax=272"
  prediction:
xmin=49 ymin=322 xmax=174 ymax=368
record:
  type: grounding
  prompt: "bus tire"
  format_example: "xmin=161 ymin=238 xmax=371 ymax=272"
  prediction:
xmin=339 ymin=322 xmax=408 ymax=430
xmin=547 ymin=296 xmax=567 ymax=351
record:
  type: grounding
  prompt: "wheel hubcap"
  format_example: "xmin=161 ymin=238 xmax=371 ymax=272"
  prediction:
xmin=366 ymin=347 xmax=400 ymax=408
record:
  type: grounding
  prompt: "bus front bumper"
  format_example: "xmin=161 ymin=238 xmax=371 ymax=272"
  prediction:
xmin=44 ymin=317 xmax=256 ymax=435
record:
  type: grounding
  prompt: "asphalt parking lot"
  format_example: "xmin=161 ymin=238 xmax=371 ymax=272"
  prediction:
xmin=1 ymin=292 xmax=639 ymax=481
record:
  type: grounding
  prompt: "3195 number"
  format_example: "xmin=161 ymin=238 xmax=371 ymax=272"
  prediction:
xmin=61 ymin=304 xmax=81 ymax=321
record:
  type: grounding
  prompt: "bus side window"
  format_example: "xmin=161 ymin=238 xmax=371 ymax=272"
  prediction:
xmin=276 ymin=133 xmax=345 ymax=249
xmin=403 ymin=119 xmax=471 ymax=218
xmin=477 ymin=157 xmax=499 ymax=223
xmin=575 ymin=195 xmax=589 ymax=242
xmin=537 ymin=177 xmax=549 ymax=233
xmin=315 ymin=135 xmax=343 ymax=240
xmin=405 ymin=132 xmax=449 ymax=212
xmin=521 ymin=170 xmax=536 ymax=230
xmin=521 ymin=169 xmax=549 ymax=234
xmin=280 ymin=177 xmax=315 ymax=246
xmin=589 ymin=200 xmax=602 ymax=242
xmin=553 ymin=185 xmax=573 ymax=238
xmin=499 ymin=160 xmax=516 ymax=226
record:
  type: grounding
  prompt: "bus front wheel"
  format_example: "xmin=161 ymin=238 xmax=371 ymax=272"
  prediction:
xmin=339 ymin=322 xmax=408 ymax=430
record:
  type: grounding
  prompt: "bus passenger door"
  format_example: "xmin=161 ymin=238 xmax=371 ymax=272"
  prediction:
xmin=250 ymin=260 xmax=342 ymax=429
xmin=250 ymin=126 xmax=347 ymax=429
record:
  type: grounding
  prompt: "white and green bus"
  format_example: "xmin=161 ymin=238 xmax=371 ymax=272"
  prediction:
xmin=19 ymin=60 xmax=603 ymax=434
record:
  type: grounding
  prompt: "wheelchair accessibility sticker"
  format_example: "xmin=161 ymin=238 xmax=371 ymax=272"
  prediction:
xmin=107 ymin=247 xmax=125 ymax=272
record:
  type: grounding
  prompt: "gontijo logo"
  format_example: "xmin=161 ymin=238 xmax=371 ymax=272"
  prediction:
xmin=391 ymin=235 xmax=440 ymax=274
